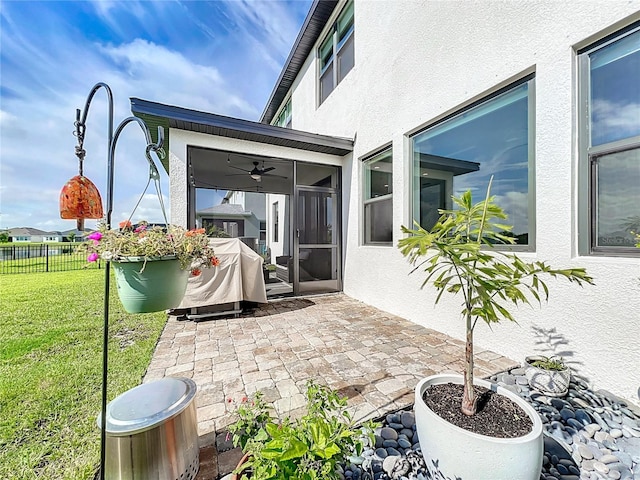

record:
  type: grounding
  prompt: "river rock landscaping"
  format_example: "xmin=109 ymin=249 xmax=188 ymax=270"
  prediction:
xmin=338 ymin=367 xmax=640 ymax=480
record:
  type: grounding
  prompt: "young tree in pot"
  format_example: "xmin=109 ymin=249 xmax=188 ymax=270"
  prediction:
xmin=398 ymin=178 xmax=594 ymax=479
xmin=398 ymin=178 xmax=594 ymax=415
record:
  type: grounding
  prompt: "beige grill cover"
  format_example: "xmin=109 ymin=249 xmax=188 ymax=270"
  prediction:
xmin=177 ymin=238 xmax=267 ymax=308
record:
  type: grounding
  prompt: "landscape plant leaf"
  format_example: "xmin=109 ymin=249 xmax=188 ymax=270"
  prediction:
xmin=398 ymin=176 xmax=594 ymax=415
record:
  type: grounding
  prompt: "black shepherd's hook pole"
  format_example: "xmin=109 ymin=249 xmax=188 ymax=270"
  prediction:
xmin=73 ymin=83 xmax=164 ymax=480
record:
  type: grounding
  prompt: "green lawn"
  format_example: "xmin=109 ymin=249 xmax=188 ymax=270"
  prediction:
xmin=0 ymin=269 xmax=168 ymax=479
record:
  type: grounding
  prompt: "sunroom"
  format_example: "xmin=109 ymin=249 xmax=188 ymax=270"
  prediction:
xmin=130 ymin=98 xmax=352 ymax=298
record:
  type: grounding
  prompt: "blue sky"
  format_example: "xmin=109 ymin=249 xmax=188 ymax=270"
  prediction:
xmin=0 ymin=0 xmax=311 ymax=232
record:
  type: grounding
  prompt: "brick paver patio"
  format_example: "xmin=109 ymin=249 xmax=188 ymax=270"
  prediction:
xmin=144 ymin=293 xmax=517 ymax=440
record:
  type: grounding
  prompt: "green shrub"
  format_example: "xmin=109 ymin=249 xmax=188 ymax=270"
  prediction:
xmin=529 ymin=356 xmax=566 ymax=371
xmin=229 ymin=381 xmax=377 ymax=480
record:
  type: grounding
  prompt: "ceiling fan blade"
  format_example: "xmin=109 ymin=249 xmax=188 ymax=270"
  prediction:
xmin=194 ymin=179 xmax=228 ymax=189
xmin=228 ymin=165 xmax=251 ymax=173
xmin=195 ymin=178 xmax=264 ymax=191
xmin=261 ymin=166 xmax=276 ymax=173
xmin=262 ymin=173 xmax=288 ymax=179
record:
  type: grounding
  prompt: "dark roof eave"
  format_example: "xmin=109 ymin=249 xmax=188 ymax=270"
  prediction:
xmin=260 ymin=0 xmax=339 ymax=124
xmin=196 ymin=212 xmax=252 ymax=218
xmin=131 ymin=98 xmax=352 ymax=157
xmin=419 ymin=153 xmax=481 ymax=176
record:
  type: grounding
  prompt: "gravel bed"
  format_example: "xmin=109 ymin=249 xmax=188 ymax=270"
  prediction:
xmin=338 ymin=367 xmax=640 ymax=480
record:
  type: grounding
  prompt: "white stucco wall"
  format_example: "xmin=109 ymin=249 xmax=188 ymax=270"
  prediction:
xmin=265 ymin=193 xmax=289 ymax=262
xmin=169 ymin=150 xmax=188 ymax=228
xmin=226 ymin=190 xmax=245 ymax=208
xmin=285 ymin=1 xmax=640 ymax=404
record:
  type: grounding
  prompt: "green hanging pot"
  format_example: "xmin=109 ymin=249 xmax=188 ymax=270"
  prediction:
xmin=111 ymin=256 xmax=190 ymax=313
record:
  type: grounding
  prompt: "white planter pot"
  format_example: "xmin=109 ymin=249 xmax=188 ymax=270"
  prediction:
xmin=524 ymin=356 xmax=571 ymax=397
xmin=414 ymin=374 xmax=543 ymax=480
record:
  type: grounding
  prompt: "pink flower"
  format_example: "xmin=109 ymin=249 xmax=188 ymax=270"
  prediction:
xmin=87 ymin=231 xmax=102 ymax=241
xmin=87 ymin=253 xmax=99 ymax=262
xmin=134 ymin=224 xmax=147 ymax=233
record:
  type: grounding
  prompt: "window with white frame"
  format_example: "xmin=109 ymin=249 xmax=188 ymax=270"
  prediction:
xmin=259 ymin=221 xmax=267 ymax=242
xmin=578 ymin=24 xmax=640 ymax=254
xmin=411 ymin=76 xmax=535 ymax=247
xmin=273 ymin=99 xmax=292 ymax=128
xmin=319 ymin=0 xmax=354 ymax=104
xmin=272 ymin=202 xmax=279 ymax=242
xmin=363 ymin=147 xmax=392 ymax=245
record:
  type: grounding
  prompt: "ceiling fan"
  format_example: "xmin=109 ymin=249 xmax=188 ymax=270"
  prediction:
xmin=227 ymin=159 xmax=287 ymax=182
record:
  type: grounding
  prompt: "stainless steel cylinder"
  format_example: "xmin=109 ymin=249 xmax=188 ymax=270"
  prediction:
xmin=98 ymin=377 xmax=199 ymax=480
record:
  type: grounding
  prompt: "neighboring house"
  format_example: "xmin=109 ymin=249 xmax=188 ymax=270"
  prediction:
xmin=61 ymin=229 xmax=87 ymax=242
xmin=131 ymin=2 xmax=640 ymax=404
xmin=196 ymin=191 xmax=267 ymax=253
xmin=8 ymin=228 xmax=64 ymax=243
xmin=196 ymin=203 xmax=253 ymax=237
xmin=225 ymin=190 xmax=267 ymax=247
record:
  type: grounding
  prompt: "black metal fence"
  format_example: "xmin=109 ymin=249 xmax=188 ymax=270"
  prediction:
xmin=0 ymin=243 xmax=101 ymax=274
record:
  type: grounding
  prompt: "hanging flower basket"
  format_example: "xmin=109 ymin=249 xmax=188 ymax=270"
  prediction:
xmin=80 ymin=221 xmax=220 ymax=313
xmin=111 ymin=256 xmax=190 ymax=313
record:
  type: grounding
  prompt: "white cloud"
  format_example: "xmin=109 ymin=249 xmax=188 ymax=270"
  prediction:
xmin=0 ymin=109 xmax=18 ymax=125
xmin=592 ymin=99 xmax=640 ymax=142
xmin=225 ymin=0 xmax=304 ymax=71
xmin=114 ymin=193 xmax=172 ymax=226
xmin=494 ymin=190 xmax=529 ymax=235
xmin=0 ymin=1 xmax=310 ymax=231
xmin=89 ymin=0 xmax=152 ymax=40
xmin=99 ymin=39 xmax=258 ymax=118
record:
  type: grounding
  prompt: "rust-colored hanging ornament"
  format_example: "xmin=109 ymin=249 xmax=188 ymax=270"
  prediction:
xmin=60 ymin=174 xmax=104 ymax=230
